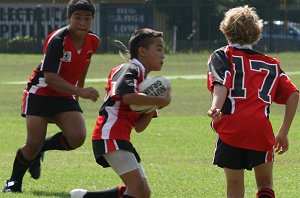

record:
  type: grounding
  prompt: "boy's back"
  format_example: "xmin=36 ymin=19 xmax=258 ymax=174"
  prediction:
xmin=208 ymin=45 xmax=298 ymax=151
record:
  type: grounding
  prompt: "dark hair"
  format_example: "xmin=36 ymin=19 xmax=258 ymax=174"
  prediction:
xmin=129 ymin=28 xmax=163 ymax=59
xmin=67 ymin=0 xmax=96 ymax=17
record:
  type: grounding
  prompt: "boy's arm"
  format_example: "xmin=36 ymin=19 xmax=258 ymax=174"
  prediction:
xmin=44 ymin=71 xmax=99 ymax=102
xmin=122 ymin=90 xmax=171 ymax=132
xmin=134 ymin=111 xmax=156 ymax=132
xmin=275 ymin=91 xmax=299 ymax=154
xmin=76 ymin=65 xmax=89 ymax=101
xmin=122 ymin=90 xmax=171 ymax=109
xmin=207 ymin=84 xmax=228 ymax=121
xmin=77 ymin=65 xmax=89 ymax=89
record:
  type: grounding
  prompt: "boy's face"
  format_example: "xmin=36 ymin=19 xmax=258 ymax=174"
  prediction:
xmin=68 ymin=10 xmax=93 ymax=39
xmin=142 ymin=37 xmax=165 ymax=72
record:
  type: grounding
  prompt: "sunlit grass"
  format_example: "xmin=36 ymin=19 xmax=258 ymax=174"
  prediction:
xmin=0 ymin=53 xmax=299 ymax=197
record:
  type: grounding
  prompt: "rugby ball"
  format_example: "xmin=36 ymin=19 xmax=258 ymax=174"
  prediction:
xmin=130 ymin=76 xmax=171 ymax=114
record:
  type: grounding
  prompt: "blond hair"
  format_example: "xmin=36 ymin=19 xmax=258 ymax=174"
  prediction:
xmin=220 ymin=5 xmax=263 ymax=45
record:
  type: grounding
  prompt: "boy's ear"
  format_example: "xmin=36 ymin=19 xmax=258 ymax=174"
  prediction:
xmin=138 ymin=47 xmax=147 ymax=57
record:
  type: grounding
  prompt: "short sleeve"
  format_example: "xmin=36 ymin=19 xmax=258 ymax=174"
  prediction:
xmin=274 ymin=71 xmax=299 ymax=104
xmin=41 ymin=37 xmax=63 ymax=73
xmin=109 ymin=64 xmax=139 ymax=99
xmin=207 ymin=49 xmax=232 ymax=92
xmin=89 ymin=32 xmax=100 ymax=53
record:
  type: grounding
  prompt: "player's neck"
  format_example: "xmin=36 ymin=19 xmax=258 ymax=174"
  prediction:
xmin=69 ymin=32 xmax=86 ymax=50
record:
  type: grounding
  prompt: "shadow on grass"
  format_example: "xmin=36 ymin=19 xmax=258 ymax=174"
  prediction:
xmin=31 ymin=190 xmax=68 ymax=197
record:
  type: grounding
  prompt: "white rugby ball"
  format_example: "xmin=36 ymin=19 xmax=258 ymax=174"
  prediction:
xmin=130 ymin=76 xmax=171 ymax=114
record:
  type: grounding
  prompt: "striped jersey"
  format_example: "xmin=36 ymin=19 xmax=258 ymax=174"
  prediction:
xmin=92 ymin=59 xmax=149 ymax=142
xmin=25 ymin=25 xmax=100 ymax=99
xmin=207 ymin=44 xmax=299 ymax=151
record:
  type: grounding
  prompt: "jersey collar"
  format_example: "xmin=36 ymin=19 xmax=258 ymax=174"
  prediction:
xmin=231 ymin=43 xmax=252 ymax=49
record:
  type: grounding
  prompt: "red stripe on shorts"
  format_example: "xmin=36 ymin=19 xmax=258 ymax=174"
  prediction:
xmin=105 ymin=139 xmax=118 ymax=153
xmin=21 ymin=90 xmax=29 ymax=115
xmin=265 ymin=148 xmax=274 ymax=162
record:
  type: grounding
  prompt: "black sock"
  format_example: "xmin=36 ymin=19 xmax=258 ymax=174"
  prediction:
xmin=10 ymin=149 xmax=32 ymax=182
xmin=41 ymin=132 xmax=73 ymax=152
xmin=84 ymin=186 xmax=125 ymax=198
xmin=122 ymin=195 xmax=135 ymax=198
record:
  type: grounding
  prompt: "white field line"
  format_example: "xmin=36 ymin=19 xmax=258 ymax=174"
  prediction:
xmin=1 ymin=72 xmax=300 ymax=85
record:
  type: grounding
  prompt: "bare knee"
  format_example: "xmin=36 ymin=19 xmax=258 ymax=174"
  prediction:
xmin=254 ymin=162 xmax=273 ymax=189
xmin=224 ymin=169 xmax=244 ymax=198
xmin=64 ymin=130 xmax=86 ymax=149
xmin=70 ymin=134 xmax=86 ymax=148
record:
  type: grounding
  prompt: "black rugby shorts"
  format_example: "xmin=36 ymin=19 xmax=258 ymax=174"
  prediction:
xmin=213 ymin=138 xmax=274 ymax=170
xmin=22 ymin=93 xmax=82 ymax=117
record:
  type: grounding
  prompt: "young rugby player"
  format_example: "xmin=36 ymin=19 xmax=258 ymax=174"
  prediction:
xmin=3 ymin=0 xmax=100 ymax=193
xmin=69 ymin=28 xmax=171 ymax=198
xmin=207 ymin=5 xmax=299 ymax=198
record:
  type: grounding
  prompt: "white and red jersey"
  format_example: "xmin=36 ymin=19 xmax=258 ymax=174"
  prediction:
xmin=25 ymin=25 xmax=100 ymax=99
xmin=207 ymin=44 xmax=298 ymax=151
xmin=92 ymin=59 xmax=156 ymax=142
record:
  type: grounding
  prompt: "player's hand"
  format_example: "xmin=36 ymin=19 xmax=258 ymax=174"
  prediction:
xmin=158 ymin=89 xmax=171 ymax=109
xmin=78 ymin=87 xmax=99 ymax=102
xmin=274 ymin=132 xmax=289 ymax=155
xmin=207 ymin=106 xmax=222 ymax=121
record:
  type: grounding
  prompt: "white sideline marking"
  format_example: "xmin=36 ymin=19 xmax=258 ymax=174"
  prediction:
xmin=1 ymin=72 xmax=300 ymax=85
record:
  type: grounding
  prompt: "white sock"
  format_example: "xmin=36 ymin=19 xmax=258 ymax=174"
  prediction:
xmin=69 ymin=189 xmax=88 ymax=198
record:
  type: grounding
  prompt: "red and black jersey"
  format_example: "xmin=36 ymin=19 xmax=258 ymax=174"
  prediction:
xmin=25 ymin=25 xmax=100 ymax=99
xmin=92 ymin=59 xmax=147 ymax=142
xmin=207 ymin=44 xmax=299 ymax=151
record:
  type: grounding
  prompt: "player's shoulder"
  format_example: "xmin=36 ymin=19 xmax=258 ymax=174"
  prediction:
xmin=110 ymin=62 xmax=136 ymax=74
xmin=210 ymin=45 xmax=231 ymax=59
xmin=84 ymin=31 xmax=100 ymax=50
xmin=45 ymin=26 xmax=69 ymax=47
xmin=247 ymin=49 xmax=281 ymax=65
xmin=88 ymin=30 xmax=100 ymax=41
xmin=261 ymin=54 xmax=280 ymax=65
xmin=48 ymin=26 xmax=68 ymax=39
xmin=230 ymin=46 xmax=281 ymax=64
xmin=109 ymin=62 xmax=137 ymax=76
xmin=123 ymin=62 xmax=137 ymax=69
xmin=210 ymin=45 xmax=228 ymax=56
xmin=208 ymin=45 xmax=231 ymax=66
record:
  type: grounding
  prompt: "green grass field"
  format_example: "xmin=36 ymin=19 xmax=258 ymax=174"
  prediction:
xmin=0 ymin=52 xmax=299 ymax=198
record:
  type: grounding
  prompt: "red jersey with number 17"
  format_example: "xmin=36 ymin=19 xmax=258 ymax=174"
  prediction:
xmin=207 ymin=45 xmax=298 ymax=151
xmin=25 ymin=25 xmax=100 ymax=99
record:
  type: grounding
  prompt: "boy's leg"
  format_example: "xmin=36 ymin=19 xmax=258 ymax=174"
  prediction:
xmin=3 ymin=115 xmax=48 ymax=191
xmin=224 ymin=168 xmax=244 ymax=198
xmin=120 ymin=168 xmax=150 ymax=198
xmin=254 ymin=162 xmax=275 ymax=198
xmin=69 ymin=185 xmax=126 ymax=198
xmin=69 ymin=150 xmax=149 ymax=198
xmin=51 ymin=111 xmax=86 ymax=150
xmin=29 ymin=112 xmax=86 ymax=179
xmin=107 ymin=150 xmax=150 ymax=198
xmin=2 ymin=149 xmax=31 ymax=193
